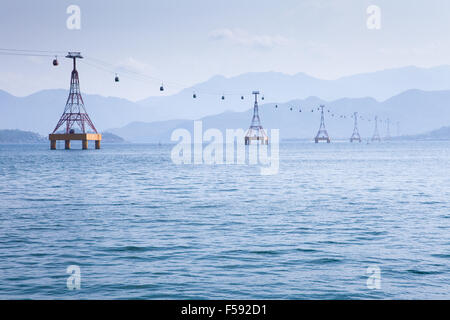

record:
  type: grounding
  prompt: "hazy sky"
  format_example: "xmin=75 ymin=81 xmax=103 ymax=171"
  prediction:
xmin=1 ymin=0 xmax=450 ymax=101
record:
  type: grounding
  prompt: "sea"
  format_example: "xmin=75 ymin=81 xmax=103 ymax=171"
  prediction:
xmin=0 ymin=141 xmax=449 ymax=299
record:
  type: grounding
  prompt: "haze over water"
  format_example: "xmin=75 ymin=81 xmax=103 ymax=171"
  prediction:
xmin=0 ymin=141 xmax=449 ymax=299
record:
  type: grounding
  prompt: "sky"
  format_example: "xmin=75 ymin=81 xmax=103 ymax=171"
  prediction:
xmin=1 ymin=0 xmax=450 ymax=101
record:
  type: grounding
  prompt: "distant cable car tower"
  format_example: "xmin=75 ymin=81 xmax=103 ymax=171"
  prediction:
xmin=385 ymin=118 xmax=391 ymax=140
xmin=371 ymin=116 xmax=381 ymax=142
xmin=314 ymin=105 xmax=330 ymax=143
xmin=350 ymin=112 xmax=362 ymax=143
xmin=244 ymin=91 xmax=268 ymax=145
xmin=49 ymin=52 xmax=101 ymax=150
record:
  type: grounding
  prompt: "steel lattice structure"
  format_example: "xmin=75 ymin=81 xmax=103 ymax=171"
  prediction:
xmin=350 ymin=112 xmax=362 ymax=142
xmin=245 ymin=91 xmax=268 ymax=145
xmin=315 ymin=105 xmax=330 ymax=143
xmin=385 ymin=118 xmax=391 ymax=140
xmin=52 ymin=52 xmax=98 ymax=134
xmin=371 ymin=116 xmax=381 ymax=142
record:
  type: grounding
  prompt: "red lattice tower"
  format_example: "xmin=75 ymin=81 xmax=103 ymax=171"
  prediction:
xmin=52 ymin=52 xmax=98 ymax=134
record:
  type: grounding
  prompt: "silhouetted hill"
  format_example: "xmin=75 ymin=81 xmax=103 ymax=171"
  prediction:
xmin=0 ymin=129 xmax=46 ymax=143
xmin=101 ymin=132 xmax=126 ymax=143
xmin=0 ymin=129 xmax=125 ymax=144
xmin=397 ymin=126 xmax=450 ymax=140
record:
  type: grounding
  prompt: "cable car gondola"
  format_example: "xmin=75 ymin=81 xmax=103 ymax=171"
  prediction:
xmin=261 ymin=96 xmax=265 ymax=100
xmin=221 ymin=95 xmax=225 ymax=100
xmin=160 ymin=83 xmax=164 ymax=91
xmin=52 ymin=56 xmax=58 ymax=66
xmin=241 ymin=96 xmax=244 ymax=100
xmin=193 ymin=92 xmax=197 ymax=99
xmin=115 ymin=73 xmax=119 ymax=82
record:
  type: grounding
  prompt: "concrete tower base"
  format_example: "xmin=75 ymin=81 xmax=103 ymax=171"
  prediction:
xmin=49 ymin=133 xmax=102 ymax=150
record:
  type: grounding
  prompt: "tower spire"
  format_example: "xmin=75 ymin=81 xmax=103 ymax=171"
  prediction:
xmin=350 ymin=112 xmax=362 ymax=142
xmin=52 ymin=52 xmax=98 ymax=134
xmin=371 ymin=116 xmax=381 ymax=142
xmin=314 ymin=105 xmax=330 ymax=143
xmin=244 ymin=91 xmax=268 ymax=145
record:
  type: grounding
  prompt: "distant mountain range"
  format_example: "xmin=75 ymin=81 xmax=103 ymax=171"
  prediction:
xmin=109 ymin=89 xmax=450 ymax=142
xmin=0 ymin=129 xmax=46 ymax=143
xmin=1 ymin=65 xmax=450 ymax=136
xmin=136 ymin=65 xmax=450 ymax=121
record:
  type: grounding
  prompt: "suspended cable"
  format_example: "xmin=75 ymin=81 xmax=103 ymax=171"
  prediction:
xmin=84 ymin=55 xmax=261 ymax=97
xmin=0 ymin=47 xmax=66 ymax=54
xmin=0 ymin=46 xmax=400 ymax=127
xmin=0 ymin=51 xmax=56 ymax=57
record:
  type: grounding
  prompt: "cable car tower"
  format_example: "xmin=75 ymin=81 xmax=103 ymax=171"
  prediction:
xmin=350 ymin=112 xmax=362 ymax=142
xmin=371 ymin=116 xmax=381 ymax=142
xmin=49 ymin=52 xmax=101 ymax=150
xmin=385 ymin=118 xmax=391 ymax=140
xmin=314 ymin=105 xmax=330 ymax=143
xmin=244 ymin=91 xmax=268 ymax=145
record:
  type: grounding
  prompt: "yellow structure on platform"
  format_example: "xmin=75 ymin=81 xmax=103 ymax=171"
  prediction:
xmin=49 ymin=133 xmax=102 ymax=150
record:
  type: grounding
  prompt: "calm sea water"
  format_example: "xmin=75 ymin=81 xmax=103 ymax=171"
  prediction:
xmin=0 ymin=141 xmax=449 ymax=299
